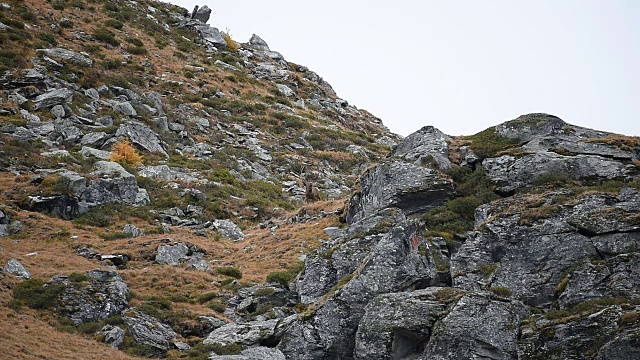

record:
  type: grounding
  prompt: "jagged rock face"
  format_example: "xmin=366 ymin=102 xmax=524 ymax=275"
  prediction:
xmin=454 ymin=188 xmax=640 ymax=308
xmin=390 ymin=125 xmax=452 ymax=169
xmin=421 ymin=293 xmax=529 ymax=360
xmin=484 ymin=152 xmax=632 ymax=194
xmin=346 ymin=160 xmax=454 ymax=224
xmin=204 ymin=319 xmax=280 ymax=347
xmin=355 ymin=289 xmax=529 ymax=360
xmin=124 ymin=310 xmax=177 ymax=351
xmin=37 ymin=48 xmax=93 ymax=66
xmin=28 ymin=195 xmax=84 ymax=220
xmin=53 ymin=270 xmax=129 ymax=325
xmin=280 ymin=213 xmax=441 ymax=359
xmin=519 ymin=305 xmax=632 ymax=359
xmin=354 ymin=288 xmax=447 ymax=359
xmin=83 ymin=161 xmax=149 ymax=206
xmin=102 ymin=325 xmax=125 ymax=349
xmin=155 ymin=242 xmax=209 ymax=271
xmin=275 ymin=115 xmax=640 ymax=359
xmin=115 ymin=121 xmax=168 ymax=158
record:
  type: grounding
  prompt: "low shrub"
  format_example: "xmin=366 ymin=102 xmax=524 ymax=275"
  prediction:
xmin=196 ymin=292 xmax=219 ymax=304
xmin=422 ymin=166 xmax=499 ymax=233
xmin=266 ymin=262 xmax=304 ymax=287
xmin=216 ymin=266 xmax=242 ymax=279
xmin=108 ymin=139 xmax=143 ymax=167
xmin=208 ymin=300 xmax=226 ymax=313
xmin=104 ymin=19 xmax=123 ymax=29
xmin=127 ymin=46 xmax=147 ymax=55
xmin=93 ymin=27 xmax=119 ymax=46
xmin=10 ymin=278 xmax=66 ymax=309
xmin=222 ymin=31 xmax=239 ymax=52
xmin=489 ymin=286 xmax=513 ymax=297
xmin=463 ymin=128 xmax=520 ymax=159
xmin=125 ymin=37 xmax=144 ymax=47
xmin=68 ymin=272 xmax=89 ymax=283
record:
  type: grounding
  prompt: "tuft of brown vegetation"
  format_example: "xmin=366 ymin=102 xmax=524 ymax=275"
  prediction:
xmin=108 ymin=139 xmax=143 ymax=167
xmin=583 ymin=135 xmax=640 ymax=152
xmin=223 ymin=30 xmax=239 ymax=52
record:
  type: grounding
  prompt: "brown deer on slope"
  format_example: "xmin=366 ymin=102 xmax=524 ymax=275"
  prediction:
xmin=304 ymin=179 xmax=320 ymax=203
xmin=296 ymin=164 xmax=320 ymax=203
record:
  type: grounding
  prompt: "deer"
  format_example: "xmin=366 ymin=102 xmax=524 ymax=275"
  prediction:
xmin=304 ymin=179 xmax=320 ymax=203
xmin=295 ymin=164 xmax=320 ymax=203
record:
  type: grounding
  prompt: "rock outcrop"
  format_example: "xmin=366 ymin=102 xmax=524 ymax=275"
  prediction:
xmin=53 ymin=270 xmax=129 ymax=325
xmin=275 ymin=114 xmax=640 ymax=359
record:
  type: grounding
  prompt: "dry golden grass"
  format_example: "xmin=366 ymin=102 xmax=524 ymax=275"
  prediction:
xmin=0 ymin=307 xmax=141 ymax=360
xmin=582 ymin=134 xmax=640 ymax=151
xmin=0 ymin=175 xmax=342 ymax=357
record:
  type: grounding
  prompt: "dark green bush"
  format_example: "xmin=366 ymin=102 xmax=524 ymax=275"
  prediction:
xmin=73 ymin=208 xmax=112 ymax=227
xmin=52 ymin=1 xmax=66 ymax=11
xmin=126 ymin=46 xmax=147 ymax=55
xmin=266 ymin=262 xmax=304 ymax=287
xmin=197 ymin=292 xmax=219 ymax=304
xmin=216 ymin=266 xmax=242 ymax=279
xmin=68 ymin=272 xmax=89 ymax=283
xmin=208 ymin=300 xmax=226 ymax=313
xmin=59 ymin=19 xmax=74 ymax=28
xmin=19 ymin=9 xmax=36 ymax=21
xmin=532 ymin=171 xmax=571 ymax=186
xmin=489 ymin=286 xmax=513 ymax=297
xmin=93 ymin=27 xmax=119 ymax=46
xmin=104 ymin=19 xmax=124 ymax=29
xmin=125 ymin=37 xmax=143 ymax=46
xmin=104 ymin=3 xmax=119 ymax=12
xmin=37 ymin=32 xmax=57 ymax=45
xmin=11 ymin=278 xmax=66 ymax=309
xmin=422 ymin=166 xmax=499 ymax=234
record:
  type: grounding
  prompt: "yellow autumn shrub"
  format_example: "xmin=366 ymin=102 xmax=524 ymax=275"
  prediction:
xmin=108 ymin=139 xmax=142 ymax=167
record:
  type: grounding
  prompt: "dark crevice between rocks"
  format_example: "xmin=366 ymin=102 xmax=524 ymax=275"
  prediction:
xmin=261 ymin=334 xmax=282 ymax=348
xmin=396 ymin=188 xmax=454 ymax=218
xmin=392 ymin=329 xmax=430 ymax=359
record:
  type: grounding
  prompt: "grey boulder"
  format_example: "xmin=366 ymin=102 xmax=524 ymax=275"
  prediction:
xmin=54 ymin=269 xmax=129 ymax=325
xmin=191 ymin=5 xmax=211 ymax=23
xmin=212 ymin=219 xmax=245 ymax=241
xmin=204 ymin=319 xmax=280 ymax=347
xmin=249 ymin=34 xmax=270 ymax=51
xmin=115 ymin=121 xmax=168 ymax=158
xmin=210 ymin=347 xmax=286 ymax=360
xmin=123 ymin=224 xmax=145 ymax=237
xmin=5 ymin=259 xmax=31 ymax=279
xmin=124 ymin=310 xmax=177 ymax=351
xmin=38 ymin=48 xmax=93 ymax=66
xmin=102 ymin=325 xmax=125 ymax=348
xmin=390 ymin=125 xmax=452 ymax=169
xmin=33 ymin=88 xmax=73 ymax=110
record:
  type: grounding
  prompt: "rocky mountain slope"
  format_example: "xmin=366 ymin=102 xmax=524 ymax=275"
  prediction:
xmin=1 ymin=1 xmax=639 ymax=359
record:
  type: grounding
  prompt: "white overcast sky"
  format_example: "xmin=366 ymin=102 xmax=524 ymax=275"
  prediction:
xmin=168 ymin=0 xmax=639 ymax=137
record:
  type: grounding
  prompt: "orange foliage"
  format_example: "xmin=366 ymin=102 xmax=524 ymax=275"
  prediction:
xmin=108 ymin=139 xmax=143 ymax=167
